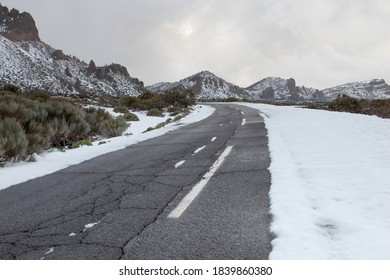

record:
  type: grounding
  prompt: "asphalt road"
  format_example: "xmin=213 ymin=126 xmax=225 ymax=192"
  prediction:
xmin=0 ymin=104 xmax=272 ymax=260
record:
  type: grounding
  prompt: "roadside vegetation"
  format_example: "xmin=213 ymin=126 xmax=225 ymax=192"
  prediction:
xmin=0 ymin=85 xmax=196 ymax=164
xmin=306 ymin=94 xmax=390 ymax=119
xmin=0 ymin=89 xmax=127 ymax=163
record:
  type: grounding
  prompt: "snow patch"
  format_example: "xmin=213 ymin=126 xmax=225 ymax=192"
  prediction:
xmin=239 ymin=102 xmax=390 ymax=259
xmin=84 ymin=222 xmax=100 ymax=231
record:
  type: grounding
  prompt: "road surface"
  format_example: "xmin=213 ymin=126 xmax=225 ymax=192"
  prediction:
xmin=0 ymin=104 xmax=272 ymax=260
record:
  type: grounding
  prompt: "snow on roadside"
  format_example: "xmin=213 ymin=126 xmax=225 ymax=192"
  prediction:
xmin=241 ymin=103 xmax=390 ymax=259
xmin=0 ymin=105 xmax=215 ymax=191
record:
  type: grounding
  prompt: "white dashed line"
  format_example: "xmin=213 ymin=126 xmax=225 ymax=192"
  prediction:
xmin=175 ymin=160 xmax=186 ymax=168
xmin=168 ymin=146 xmax=233 ymax=218
xmin=219 ymin=124 xmax=223 ymax=127
xmin=69 ymin=233 xmax=76 ymax=237
xmin=241 ymin=111 xmax=245 ymax=115
xmin=193 ymin=145 xmax=206 ymax=155
xmin=211 ymin=137 xmax=217 ymax=142
xmin=241 ymin=118 xmax=246 ymax=126
xmin=45 ymin=247 xmax=55 ymax=255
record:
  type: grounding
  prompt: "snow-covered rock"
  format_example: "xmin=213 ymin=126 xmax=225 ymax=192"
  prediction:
xmin=0 ymin=3 xmax=144 ymax=97
xmin=147 ymin=71 xmax=249 ymax=100
xmin=245 ymin=77 xmax=324 ymax=102
xmin=322 ymin=79 xmax=390 ymax=100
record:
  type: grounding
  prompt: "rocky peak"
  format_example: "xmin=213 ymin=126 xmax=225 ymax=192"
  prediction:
xmin=87 ymin=59 xmax=97 ymax=74
xmin=53 ymin=49 xmax=69 ymax=60
xmin=0 ymin=4 xmax=40 ymax=41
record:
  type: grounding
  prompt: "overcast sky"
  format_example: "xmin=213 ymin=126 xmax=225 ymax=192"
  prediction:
xmin=2 ymin=0 xmax=390 ymax=89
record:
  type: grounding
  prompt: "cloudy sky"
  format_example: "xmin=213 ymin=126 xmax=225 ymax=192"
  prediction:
xmin=2 ymin=0 xmax=390 ymax=89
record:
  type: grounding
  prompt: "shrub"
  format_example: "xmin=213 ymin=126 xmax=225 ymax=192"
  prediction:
xmin=163 ymin=88 xmax=195 ymax=107
xmin=119 ymin=96 xmax=137 ymax=107
xmin=28 ymin=90 xmax=52 ymax=102
xmin=123 ymin=112 xmax=140 ymax=121
xmin=0 ymin=92 xmax=130 ymax=162
xmin=71 ymin=139 xmax=92 ymax=149
xmin=328 ymin=94 xmax=362 ymax=113
xmin=84 ymin=107 xmax=112 ymax=134
xmin=99 ymin=116 xmax=129 ymax=138
xmin=0 ymin=118 xmax=28 ymax=162
xmin=98 ymin=95 xmax=118 ymax=107
xmin=2 ymin=84 xmax=21 ymax=93
xmin=113 ymin=106 xmax=129 ymax=114
xmin=139 ymin=91 xmax=155 ymax=100
xmin=155 ymin=122 xmax=166 ymax=129
xmin=143 ymin=127 xmax=155 ymax=133
xmin=147 ymin=108 xmax=164 ymax=117
xmin=173 ymin=115 xmax=183 ymax=122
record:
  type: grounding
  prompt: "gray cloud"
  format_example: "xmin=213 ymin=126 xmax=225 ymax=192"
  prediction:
xmin=2 ymin=0 xmax=390 ymax=89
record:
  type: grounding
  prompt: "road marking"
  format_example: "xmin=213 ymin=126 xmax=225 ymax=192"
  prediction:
xmin=241 ymin=111 xmax=245 ymax=115
xmin=211 ymin=137 xmax=217 ymax=142
xmin=219 ymin=124 xmax=223 ymax=126
xmin=69 ymin=232 xmax=76 ymax=237
xmin=241 ymin=118 xmax=246 ymax=126
xmin=168 ymin=146 xmax=233 ymax=219
xmin=45 ymin=247 xmax=55 ymax=255
xmin=193 ymin=145 xmax=206 ymax=155
xmin=175 ymin=160 xmax=186 ymax=168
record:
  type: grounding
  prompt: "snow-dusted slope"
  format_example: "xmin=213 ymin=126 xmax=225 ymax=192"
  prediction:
xmin=147 ymin=71 xmax=249 ymax=100
xmin=245 ymin=77 xmax=324 ymax=101
xmin=0 ymin=4 xmax=144 ymax=97
xmin=322 ymin=79 xmax=390 ymax=100
xmin=0 ymin=35 xmax=144 ymax=96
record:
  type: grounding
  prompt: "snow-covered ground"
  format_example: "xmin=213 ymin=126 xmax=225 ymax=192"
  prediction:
xmin=240 ymin=103 xmax=390 ymax=259
xmin=0 ymin=105 xmax=215 ymax=191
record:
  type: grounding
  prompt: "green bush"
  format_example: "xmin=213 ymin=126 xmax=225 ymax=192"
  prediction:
xmin=113 ymin=106 xmax=129 ymax=114
xmin=84 ymin=107 xmax=112 ymax=134
xmin=0 ymin=118 xmax=28 ymax=162
xmin=119 ymin=96 xmax=137 ymax=107
xmin=328 ymin=95 xmax=362 ymax=113
xmin=173 ymin=115 xmax=183 ymax=122
xmin=71 ymin=139 xmax=92 ymax=149
xmin=97 ymin=95 xmax=118 ymax=107
xmin=0 ymin=92 xmax=130 ymax=162
xmin=99 ymin=116 xmax=129 ymax=138
xmin=2 ymin=84 xmax=21 ymax=93
xmin=163 ymin=88 xmax=195 ymax=107
xmin=155 ymin=122 xmax=167 ymax=129
xmin=123 ymin=112 xmax=140 ymax=121
xmin=142 ymin=127 xmax=155 ymax=133
xmin=147 ymin=108 xmax=164 ymax=117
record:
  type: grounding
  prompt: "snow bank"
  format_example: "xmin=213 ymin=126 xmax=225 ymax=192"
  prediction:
xmin=0 ymin=105 xmax=215 ymax=191
xmin=241 ymin=103 xmax=390 ymax=259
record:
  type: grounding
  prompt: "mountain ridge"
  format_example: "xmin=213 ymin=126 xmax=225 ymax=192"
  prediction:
xmin=0 ymin=3 xmax=145 ymax=97
xmin=2 ymin=3 xmax=390 ymax=102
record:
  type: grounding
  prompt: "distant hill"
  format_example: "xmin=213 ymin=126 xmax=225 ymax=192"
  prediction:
xmin=147 ymin=71 xmax=249 ymax=100
xmin=0 ymin=3 xmax=145 ymax=97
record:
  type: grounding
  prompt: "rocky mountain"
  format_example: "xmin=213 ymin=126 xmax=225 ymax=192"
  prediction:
xmin=0 ymin=4 xmax=144 ymax=97
xmin=245 ymin=77 xmax=325 ymax=102
xmin=322 ymin=79 xmax=390 ymax=100
xmin=147 ymin=71 xmax=250 ymax=100
xmin=150 ymin=71 xmax=390 ymax=102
